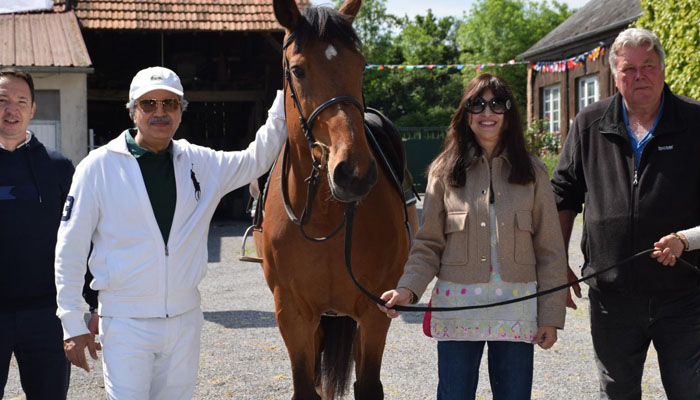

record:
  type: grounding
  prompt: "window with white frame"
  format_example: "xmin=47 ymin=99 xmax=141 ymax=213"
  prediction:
xmin=542 ymin=84 xmax=560 ymax=133
xmin=578 ymin=74 xmax=599 ymax=111
xmin=29 ymin=90 xmax=61 ymax=151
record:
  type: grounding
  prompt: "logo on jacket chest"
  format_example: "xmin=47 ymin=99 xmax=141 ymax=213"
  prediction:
xmin=657 ymin=145 xmax=674 ymax=151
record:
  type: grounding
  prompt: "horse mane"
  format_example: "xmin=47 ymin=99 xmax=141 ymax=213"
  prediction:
xmin=286 ymin=6 xmax=362 ymax=53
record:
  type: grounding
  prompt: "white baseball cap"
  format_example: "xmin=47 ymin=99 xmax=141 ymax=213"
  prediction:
xmin=129 ymin=66 xmax=184 ymax=101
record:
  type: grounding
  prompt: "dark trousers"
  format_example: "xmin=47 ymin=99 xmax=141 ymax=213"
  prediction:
xmin=589 ymin=287 xmax=700 ymax=400
xmin=0 ymin=306 xmax=70 ymax=400
xmin=437 ymin=340 xmax=534 ymax=400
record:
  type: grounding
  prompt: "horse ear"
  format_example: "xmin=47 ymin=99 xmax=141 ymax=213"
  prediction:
xmin=338 ymin=0 xmax=362 ymax=22
xmin=273 ymin=0 xmax=300 ymax=31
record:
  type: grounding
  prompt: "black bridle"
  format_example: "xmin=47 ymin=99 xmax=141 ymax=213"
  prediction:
xmin=280 ymin=35 xmax=365 ymax=241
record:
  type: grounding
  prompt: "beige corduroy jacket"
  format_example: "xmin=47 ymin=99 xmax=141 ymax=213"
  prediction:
xmin=397 ymin=152 xmax=568 ymax=328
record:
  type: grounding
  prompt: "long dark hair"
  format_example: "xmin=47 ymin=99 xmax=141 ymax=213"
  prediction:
xmin=429 ymin=73 xmax=534 ymax=187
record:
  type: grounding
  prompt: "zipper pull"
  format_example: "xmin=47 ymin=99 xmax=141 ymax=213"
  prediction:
xmin=165 ymin=246 xmax=169 ymax=256
xmin=633 ymin=170 xmax=638 ymax=186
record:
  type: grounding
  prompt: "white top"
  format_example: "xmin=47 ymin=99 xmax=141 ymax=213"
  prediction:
xmin=678 ymin=227 xmax=700 ymax=251
xmin=55 ymin=91 xmax=286 ymax=340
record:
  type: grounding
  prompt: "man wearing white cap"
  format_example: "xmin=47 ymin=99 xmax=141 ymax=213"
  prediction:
xmin=54 ymin=66 xmax=286 ymax=399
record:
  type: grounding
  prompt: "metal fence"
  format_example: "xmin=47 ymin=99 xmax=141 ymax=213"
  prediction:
xmin=398 ymin=126 xmax=447 ymax=140
xmin=399 ymin=127 xmax=447 ymax=192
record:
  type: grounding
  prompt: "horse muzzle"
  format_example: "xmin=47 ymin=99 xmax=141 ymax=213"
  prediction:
xmin=329 ymin=158 xmax=378 ymax=202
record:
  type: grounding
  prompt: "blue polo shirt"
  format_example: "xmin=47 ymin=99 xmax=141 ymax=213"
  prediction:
xmin=622 ymin=92 xmax=664 ymax=169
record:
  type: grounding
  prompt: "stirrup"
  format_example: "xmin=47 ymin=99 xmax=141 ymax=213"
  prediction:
xmin=239 ymin=225 xmax=263 ymax=263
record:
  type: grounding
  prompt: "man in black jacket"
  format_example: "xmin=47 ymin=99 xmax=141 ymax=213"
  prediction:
xmin=552 ymin=28 xmax=700 ymax=400
xmin=0 ymin=68 xmax=97 ymax=399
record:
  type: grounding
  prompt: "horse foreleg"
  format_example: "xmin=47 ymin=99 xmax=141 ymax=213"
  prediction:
xmin=352 ymin=309 xmax=391 ymax=400
xmin=274 ymin=295 xmax=322 ymax=400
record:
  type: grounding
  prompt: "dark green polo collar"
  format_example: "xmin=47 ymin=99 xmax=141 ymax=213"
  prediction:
xmin=124 ymin=129 xmax=176 ymax=244
xmin=125 ymin=129 xmax=173 ymax=158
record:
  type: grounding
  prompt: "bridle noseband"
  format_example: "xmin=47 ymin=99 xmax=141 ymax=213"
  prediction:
xmin=280 ymin=35 xmax=365 ymax=241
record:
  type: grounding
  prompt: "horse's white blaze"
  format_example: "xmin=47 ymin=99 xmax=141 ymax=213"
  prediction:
xmin=325 ymin=44 xmax=338 ymax=60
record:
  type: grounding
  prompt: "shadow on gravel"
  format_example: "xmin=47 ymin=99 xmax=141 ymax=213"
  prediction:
xmin=203 ymin=310 xmax=278 ymax=329
xmin=207 ymin=221 xmax=250 ymax=263
xmin=398 ymin=304 xmax=429 ymax=324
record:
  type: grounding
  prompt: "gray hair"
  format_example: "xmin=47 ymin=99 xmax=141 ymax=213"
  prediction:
xmin=125 ymin=95 xmax=189 ymax=119
xmin=609 ymin=27 xmax=665 ymax=77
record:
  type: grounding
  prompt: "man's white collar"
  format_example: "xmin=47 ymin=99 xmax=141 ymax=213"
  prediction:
xmin=0 ymin=130 xmax=32 ymax=150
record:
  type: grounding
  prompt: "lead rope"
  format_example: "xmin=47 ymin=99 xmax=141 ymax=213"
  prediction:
xmin=343 ymin=202 xmax=700 ymax=312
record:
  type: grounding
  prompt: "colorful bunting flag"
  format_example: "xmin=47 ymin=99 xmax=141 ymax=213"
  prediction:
xmin=531 ymin=46 xmax=606 ymax=73
xmin=364 ymin=46 xmax=606 ymax=74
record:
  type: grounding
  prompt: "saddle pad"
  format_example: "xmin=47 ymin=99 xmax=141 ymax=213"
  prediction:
xmin=364 ymin=107 xmax=406 ymax=187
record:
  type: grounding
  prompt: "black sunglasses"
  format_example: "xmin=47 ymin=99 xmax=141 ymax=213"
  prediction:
xmin=466 ymin=97 xmax=512 ymax=114
xmin=137 ymin=98 xmax=180 ymax=113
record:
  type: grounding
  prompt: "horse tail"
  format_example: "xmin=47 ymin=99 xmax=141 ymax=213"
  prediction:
xmin=320 ymin=315 xmax=356 ymax=399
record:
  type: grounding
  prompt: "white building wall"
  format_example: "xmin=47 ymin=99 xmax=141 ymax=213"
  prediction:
xmin=32 ymin=72 xmax=88 ymax=163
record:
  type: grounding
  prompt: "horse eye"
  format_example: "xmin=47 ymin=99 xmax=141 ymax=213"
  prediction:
xmin=291 ymin=66 xmax=305 ymax=79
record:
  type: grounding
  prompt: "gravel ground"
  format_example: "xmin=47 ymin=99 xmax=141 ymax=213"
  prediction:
xmin=5 ymin=204 xmax=666 ymax=399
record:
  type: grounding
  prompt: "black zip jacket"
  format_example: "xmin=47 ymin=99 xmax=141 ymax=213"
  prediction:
xmin=0 ymin=136 xmax=76 ymax=310
xmin=552 ymin=85 xmax=700 ymax=296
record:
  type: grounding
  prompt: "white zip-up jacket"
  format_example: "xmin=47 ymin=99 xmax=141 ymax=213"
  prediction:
xmin=55 ymin=91 xmax=286 ymax=340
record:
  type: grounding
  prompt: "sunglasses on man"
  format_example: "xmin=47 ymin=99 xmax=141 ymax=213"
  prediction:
xmin=137 ymin=98 xmax=181 ymax=113
xmin=466 ymin=97 xmax=512 ymax=114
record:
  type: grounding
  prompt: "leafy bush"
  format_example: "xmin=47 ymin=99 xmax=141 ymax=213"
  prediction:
xmin=637 ymin=0 xmax=700 ymax=100
xmin=540 ymin=153 xmax=560 ymax=178
xmin=525 ymin=118 xmax=561 ymax=177
xmin=525 ymin=118 xmax=561 ymax=156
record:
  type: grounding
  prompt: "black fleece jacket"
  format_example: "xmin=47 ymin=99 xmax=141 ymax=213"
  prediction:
xmin=552 ymin=85 xmax=700 ymax=296
xmin=0 ymin=135 xmax=84 ymax=310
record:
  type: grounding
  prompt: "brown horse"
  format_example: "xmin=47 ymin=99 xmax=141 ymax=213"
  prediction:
xmin=254 ymin=0 xmax=410 ymax=399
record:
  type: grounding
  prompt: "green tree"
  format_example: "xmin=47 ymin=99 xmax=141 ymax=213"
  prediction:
xmin=364 ymin=67 xmax=464 ymax=127
xmin=327 ymin=0 xmax=572 ymax=128
xmin=636 ymin=0 xmax=700 ymax=99
xmin=332 ymin=0 xmax=399 ymax=63
xmin=362 ymin=10 xmax=464 ymax=127
xmin=457 ymin=0 xmax=573 ymax=113
xmin=393 ymin=10 xmax=460 ymax=65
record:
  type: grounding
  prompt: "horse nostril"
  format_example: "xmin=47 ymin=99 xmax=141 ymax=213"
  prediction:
xmin=332 ymin=160 xmax=377 ymax=200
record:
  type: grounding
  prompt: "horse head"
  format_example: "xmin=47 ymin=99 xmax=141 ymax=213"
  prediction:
xmin=274 ymin=0 xmax=377 ymax=203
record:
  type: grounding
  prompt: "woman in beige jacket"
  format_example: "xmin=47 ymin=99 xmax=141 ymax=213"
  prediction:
xmin=379 ymin=73 xmax=567 ymax=400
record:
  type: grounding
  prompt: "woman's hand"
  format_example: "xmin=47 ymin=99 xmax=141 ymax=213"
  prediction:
xmin=652 ymin=233 xmax=686 ymax=266
xmin=532 ymin=326 xmax=557 ymax=349
xmin=377 ymin=288 xmax=413 ymax=319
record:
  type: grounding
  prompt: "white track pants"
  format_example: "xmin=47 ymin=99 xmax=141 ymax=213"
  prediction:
xmin=98 ymin=307 xmax=204 ymax=400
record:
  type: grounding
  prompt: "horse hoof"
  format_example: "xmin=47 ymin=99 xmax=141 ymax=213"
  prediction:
xmin=353 ymin=381 xmax=383 ymax=400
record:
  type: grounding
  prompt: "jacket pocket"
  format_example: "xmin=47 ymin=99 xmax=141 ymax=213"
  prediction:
xmin=105 ymin=252 xmax=159 ymax=297
xmin=514 ymin=210 xmax=536 ymax=265
xmin=441 ymin=211 xmax=468 ymax=265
